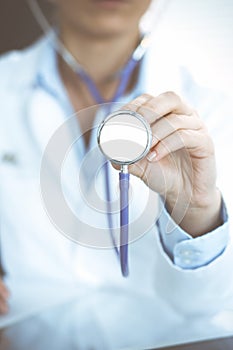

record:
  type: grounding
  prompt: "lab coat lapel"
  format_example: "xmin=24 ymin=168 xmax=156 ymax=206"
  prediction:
xmin=27 ymin=86 xmax=106 ymax=213
xmin=28 ymin=88 xmax=68 ymax=155
xmin=27 ymin=88 xmax=84 ymax=200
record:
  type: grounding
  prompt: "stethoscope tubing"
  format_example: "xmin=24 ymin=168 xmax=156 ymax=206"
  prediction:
xmin=119 ymin=168 xmax=130 ymax=277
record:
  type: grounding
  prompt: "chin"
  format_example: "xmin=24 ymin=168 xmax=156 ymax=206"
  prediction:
xmin=92 ymin=26 xmax=131 ymax=38
xmin=79 ymin=18 xmax=135 ymax=39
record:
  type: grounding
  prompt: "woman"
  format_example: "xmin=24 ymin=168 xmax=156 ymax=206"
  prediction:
xmin=0 ymin=0 xmax=232 ymax=348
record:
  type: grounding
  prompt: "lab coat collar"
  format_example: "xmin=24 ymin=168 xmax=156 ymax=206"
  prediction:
xmin=24 ymin=35 xmax=79 ymax=208
xmin=2 ymin=34 xmax=53 ymax=91
xmin=26 ymin=31 xmax=79 ymax=164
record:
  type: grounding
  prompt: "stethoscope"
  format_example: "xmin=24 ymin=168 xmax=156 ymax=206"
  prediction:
xmin=27 ymin=0 xmax=153 ymax=277
xmin=52 ymin=32 xmax=152 ymax=277
xmin=58 ymin=37 xmax=152 ymax=277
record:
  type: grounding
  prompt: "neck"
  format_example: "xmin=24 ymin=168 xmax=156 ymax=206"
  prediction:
xmin=58 ymin=26 xmax=141 ymax=84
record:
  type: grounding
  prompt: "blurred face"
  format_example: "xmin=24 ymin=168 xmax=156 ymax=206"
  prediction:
xmin=54 ymin=0 xmax=152 ymax=39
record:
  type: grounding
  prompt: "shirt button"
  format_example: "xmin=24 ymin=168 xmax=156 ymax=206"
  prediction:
xmin=176 ymin=249 xmax=202 ymax=266
xmin=183 ymin=258 xmax=192 ymax=265
xmin=179 ymin=249 xmax=193 ymax=257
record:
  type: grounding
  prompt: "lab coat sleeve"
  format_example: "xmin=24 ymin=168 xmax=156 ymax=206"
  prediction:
xmin=157 ymin=197 xmax=229 ymax=269
xmin=152 ymin=73 xmax=233 ymax=316
xmin=153 ymin=208 xmax=233 ymax=316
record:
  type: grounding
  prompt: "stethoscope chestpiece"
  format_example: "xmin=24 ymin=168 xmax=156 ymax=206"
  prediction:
xmin=97 ymin=109 xmax=152 ymax=167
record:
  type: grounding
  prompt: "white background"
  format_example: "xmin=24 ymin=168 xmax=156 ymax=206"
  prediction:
xmin=150 ymin=0 xmax=233 ymax=96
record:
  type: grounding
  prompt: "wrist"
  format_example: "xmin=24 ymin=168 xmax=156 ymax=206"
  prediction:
xmin=165 ymin=189 xmax=223 ymax=237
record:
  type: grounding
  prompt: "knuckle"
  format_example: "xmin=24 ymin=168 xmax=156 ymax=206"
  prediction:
xmin=192 ymin=109 xmax=199 ymax=117
xmin=163 ymin=91 xmax=181 ymax=102
xmin=136 ymin=93 xmax=153 ymax=104
xmin=141 ymin=93 xmax=153 ymax=99
xmin=205 ymin=134 xmax=215 ymax=150
xmin=192 ymin=109 xmax=203 ymax=121
xmin=127 ymin=93 xmax=153 ymax=109
xmin=196 ymin=117 xmax=207 ymax=131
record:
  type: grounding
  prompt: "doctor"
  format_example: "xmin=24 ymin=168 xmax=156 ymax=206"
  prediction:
xmin=0 ymin=0 xmax=233 ymax=348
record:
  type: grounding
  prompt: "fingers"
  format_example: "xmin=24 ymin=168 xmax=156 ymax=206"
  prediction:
xmin=122 ymin=92 xmax=208 ymax=162
xmin=150 ymin=113 xmax=203 ymax=149
xmin=0 ymin=280 xmax=10 ymax=314
xmin=147 ymin=129 xmax=212 ymax=162
xmin=123 ymin=92 xmax=193 ymax=125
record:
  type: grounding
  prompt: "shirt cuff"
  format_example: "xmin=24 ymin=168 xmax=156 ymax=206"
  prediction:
xmin=156 ymin=197 xmax=229 ymax=269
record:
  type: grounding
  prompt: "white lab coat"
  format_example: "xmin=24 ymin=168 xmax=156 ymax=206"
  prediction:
xmin=0 ymin=35 xmax=233 ymax=349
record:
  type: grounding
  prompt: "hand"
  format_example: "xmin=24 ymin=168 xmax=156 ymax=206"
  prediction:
xmin=122 ymin=92 xmax=222 ymax=237
xmin=0 ymin=278 xmax=9 ymax=314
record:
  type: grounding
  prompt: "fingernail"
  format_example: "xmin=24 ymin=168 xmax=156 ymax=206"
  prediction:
xmin=147 ymin=150 xmax=157 ymax=162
